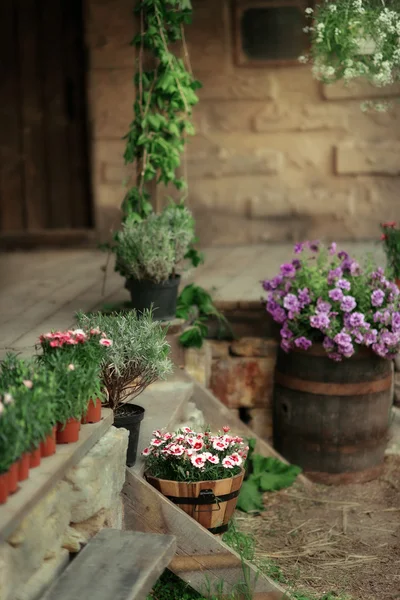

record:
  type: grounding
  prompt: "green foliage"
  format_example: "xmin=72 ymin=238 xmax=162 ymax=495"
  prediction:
xmin=112 ymin=203 xmax=196 ymax=283
xmin=381 ymin=221 xmax=400 ymax=279
xmin=77 ymin=310 xmax=172 ymax=410
xmin=123 ymin=0 xmax=201 ymax=221
xmin=303 ymin=0 xmax=400 ymax=96
xmin=176 ymin=284 xmax=230 ymax=348
xmin=237 ymin=439 xmax=301 ymax=513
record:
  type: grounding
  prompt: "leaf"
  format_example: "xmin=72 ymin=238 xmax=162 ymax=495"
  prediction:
xmin=253 ymin=456 xmax=301 ymax=492
xmin=236 ymin=476 xmax=264 ymax=513
xmin=178 ymin=325 xmax=204 ymax=348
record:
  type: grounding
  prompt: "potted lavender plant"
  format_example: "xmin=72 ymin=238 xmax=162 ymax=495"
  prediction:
xmin=263 ymin=242 xmax=399 ymax=483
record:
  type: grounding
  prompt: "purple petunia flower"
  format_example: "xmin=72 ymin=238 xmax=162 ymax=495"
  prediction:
xmin=364 ymin=330 xmax=378 ymax=346
xmin=337 ymin=278 xmax=351 ymax=291
xmin=308 ymin=240 xmax=320 ymax=252
xmin=316 ymin=298 xmax=331 ymax=313
xmin=329 ymin=242 xmax=337 ymax=255
xmin=329 ymin=288 xmax=344 ymax=302
xmin=271 ymin=307 xmax=287 ymax=324
xmin=298 ymin=288 xmax=311 ymax=308
xmin=266 ymin=298 xmax=279 ymax=313
xmin=280 ymin=323 xmax=293 ymax=339
xmin=348 ymin=312 xmax=365 ymax=328
xmin=280 ymin=263 xmax=296 ymax=278
xmin=380 ymin=330 xmax=398 ymax=347
xmin=334 ymin=332 xmax=352 ymax=347
xmin=292 ymin=259 xmax=301 ymax=270
xmin=392 ymin=312 xmax=400 ymax=332
xmin=294 ymin=336 xmax=312 ymax=350
xmin=327 ymin=267 xmax=343 ymax=284
xmin=328 ymin=352 xmax=342 ymax=361
xmin=338 ymin=251 xmax=349 ymax=261
xmin=262 ymin=275 xmax=283 ymax=291
xmin=353 ymin=331 xmax=364 ymax=344
xmin=280 ymin=339 xmax=292 ymax=353
xmin=323 ymin=336 xmax=335 ymax=351
xmin=338 ymin=343 xmax=355 ymax=358
xmin=340 ymin=295 xmax=357 ymax=312
xmin=372 ymin=343 xmax=388 ymax=358
xmin=350 ymin=261 xmax=361 ymax=276
xmin=310 ymin=313 xmax=330 ymax=330
xmin=283 ymin=294 xmax=300 ymax=313
xmin=371 ymin=289 xmax=385 ymax=307
xmin=293 ymin=242 xmax=304 ymax=254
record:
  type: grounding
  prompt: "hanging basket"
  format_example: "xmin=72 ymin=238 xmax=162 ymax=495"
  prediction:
xmin=146 ymin=469 xmax=244 ymax=535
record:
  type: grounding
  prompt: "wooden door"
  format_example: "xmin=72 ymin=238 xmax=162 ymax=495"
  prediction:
xmin=0 ymin=0 xmax=93 ymax=246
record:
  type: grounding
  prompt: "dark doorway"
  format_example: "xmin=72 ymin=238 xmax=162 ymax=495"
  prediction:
xmin=0 ymin=0 xmax=93 ymax=247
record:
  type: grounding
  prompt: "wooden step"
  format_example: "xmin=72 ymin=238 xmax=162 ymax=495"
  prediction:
xmin=132 ymin=368 xmax=194 ymax=476
xmin=42 ymin=529 xmax=176 ymax=600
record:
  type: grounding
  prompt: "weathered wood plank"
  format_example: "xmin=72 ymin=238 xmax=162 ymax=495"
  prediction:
xmin=0 ymin=409 xmax=113 ymax=543
xmin=123 ymin=471 xmax=287 ymax=599
xmin=43 ymin=530 xmax=176 ymax=600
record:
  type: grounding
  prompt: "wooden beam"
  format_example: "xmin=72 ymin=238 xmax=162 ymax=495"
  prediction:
xmin=123 ymin=469 xmax=289 ymax=599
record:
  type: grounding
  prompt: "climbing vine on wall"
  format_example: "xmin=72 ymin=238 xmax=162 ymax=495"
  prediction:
xmin=123 ymin=0 xmax=201 ymax=222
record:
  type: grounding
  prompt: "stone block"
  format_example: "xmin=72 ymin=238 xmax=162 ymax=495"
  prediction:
xmin=248 ymin=408 xmax=273 ymax=442
xmin=89 ymin=69 xmax=134 ymax=138
xmin=336 ymin=142 xmax=400 ymax=175
xmin=86 ymin=0 xmax=134 ymax=68
xmin=65 ymin=426 xmax=129 ymax=523
xmin=185 ymin=0 xmax=228 ymax=72
xmin=102 ymin=162 xmax=131 ymax=185
xmin=184 ymin=342 xmax=212 ymax=387
xmin=198 ymin=72 xmax=276 ymax=100
xmin=230 ymin=337 xmax=278 ymax=358
xmin=188 ymin=147 xmax=283 ymax=179
xmin=14 ymin=549 xmax=69 ymax=600
xmin=254 ymin=103 xmax=348 ymax=132
xmin=209 ymin=340 xmax=230 ymax=359
xmin=322 ymin=80 xmax=400 ymax=100
xmin=209 ymin=357 xmax=275 ymax=409
xmin=195 ymin=101 xmax=262 ymax=133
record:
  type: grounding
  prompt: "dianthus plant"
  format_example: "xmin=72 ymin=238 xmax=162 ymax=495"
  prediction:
xmin=300 ymin=0 xmax=400 ymax=93
xmin=142 ymin=426 xmax=248 ymax=482
xmin=262 ymin=241 xmax=400 ymax=361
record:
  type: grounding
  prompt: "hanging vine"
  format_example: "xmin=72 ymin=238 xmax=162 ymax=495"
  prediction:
xmin=122 ymin=0 xmax=201 ymax=222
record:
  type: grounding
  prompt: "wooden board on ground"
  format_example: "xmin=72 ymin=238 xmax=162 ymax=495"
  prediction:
xmin=43 ymin=529 xmax=176 ymax=600
xmin=123 ymin=471 xmax=286 ymax=600
xmin=0 ymin=409 xmax=113 ymax=543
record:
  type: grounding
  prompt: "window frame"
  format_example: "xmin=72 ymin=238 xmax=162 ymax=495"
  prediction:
xmin=233 ymin=0 xmax=312 ymax=67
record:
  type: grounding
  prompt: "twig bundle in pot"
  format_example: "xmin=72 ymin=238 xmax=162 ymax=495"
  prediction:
xmin=143 ymin=426 xmax=247 ymax=534
xmin=110 ymin=204 xmax=197 ymax=321
xmin=78 ymin=310 xmax=172 ymax=466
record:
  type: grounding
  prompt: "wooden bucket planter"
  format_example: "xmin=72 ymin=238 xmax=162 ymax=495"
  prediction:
xmin=146 ymin=470 xmax=244 ymax=534
xmin=273 ymin=345 xmax=393 ymax=484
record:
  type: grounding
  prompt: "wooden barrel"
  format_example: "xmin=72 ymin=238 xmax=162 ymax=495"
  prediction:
xmin=146 ymin=470 xmax=244 ymax=534
xmin=273 ymin=345 xmax=393 ymax=484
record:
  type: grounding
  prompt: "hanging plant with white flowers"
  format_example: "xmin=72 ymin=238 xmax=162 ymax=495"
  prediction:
xmin=300 ymin=0 xmax=400 ymax=88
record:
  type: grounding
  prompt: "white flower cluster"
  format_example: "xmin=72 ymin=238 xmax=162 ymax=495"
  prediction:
xmin=299 ymin=0 xmax=400 ymax=90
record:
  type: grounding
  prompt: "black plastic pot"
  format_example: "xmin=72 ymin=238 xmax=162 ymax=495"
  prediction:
xmin=125 ymin=275 xmax=180 ymax=321
xmin=113 ymin=404 xmax=145 ymax=467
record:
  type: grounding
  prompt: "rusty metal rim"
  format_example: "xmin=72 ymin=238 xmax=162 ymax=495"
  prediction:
xmin=274 ymin=372 xmax=393 ymax=396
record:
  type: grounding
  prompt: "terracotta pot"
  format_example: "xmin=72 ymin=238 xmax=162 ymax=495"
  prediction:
xmin=0 ymin=471 xmax=9 ymax=505
xmin=40 ymin=426 xmax=57 ymax=458
xmin=18 ymin=453 xmax=30 ymax=481
xmin=81 ymin=398 xmax=102 ymax=424
xmin=29 ymin=447 xmax=42 ymax=469
xmin=56 ymin=418 xmax=80 ymax=444
xmin=8 ymin=462 xmax=19 ymax=494
xmin=146 ymin=469 xmax=245 ymax=535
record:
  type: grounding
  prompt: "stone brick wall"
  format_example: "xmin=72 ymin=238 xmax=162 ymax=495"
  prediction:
xmin=86 ymin=0 xmax=400 ymax=245
xmin=0 ymin=427 xmax=128 ymax=600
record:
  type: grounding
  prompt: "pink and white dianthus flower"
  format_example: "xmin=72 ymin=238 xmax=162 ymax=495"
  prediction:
xmin=230 ymin=453 xmax=243 ymax=466
xmin=191 ymin=454 xmax=207 ymax=468
xmin=222 ymin=457 xmax=235 ymax=469
xmin=212 ymin=437 xmax=230 ymax=451
xmin=150 ymin=438 xmax=164 ymax=447
xmin=142 ymin=447 xmax=151 ymax=456
xmin=167 ymin=444 xmax=185 ymax=457
xmin=99 ymin=338 xmax=113 ymax=347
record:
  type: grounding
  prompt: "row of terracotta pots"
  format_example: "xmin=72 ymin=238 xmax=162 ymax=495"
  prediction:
xmin=0 ymin=398 xmax=102 ymax=505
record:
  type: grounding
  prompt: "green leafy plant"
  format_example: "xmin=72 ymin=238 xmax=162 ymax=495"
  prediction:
xmin=381 ymin=221 xmax=400 ymax=280
xmin=237 ymin=439 xmax=301 ymax=513
xmin=176 ymin=284 xmax=230 ymax=348
xmin=301 ymin=0 xmax=400 ymax=95
xmin=111 ymin=203 xmax=196 ymax=283
xmin=77 ymin=310 xmax=172 ymax=410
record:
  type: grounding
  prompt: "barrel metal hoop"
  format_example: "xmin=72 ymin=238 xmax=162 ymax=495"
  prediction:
xmin=275 ymin=372 xmax=393 ymax=396
xmin=165 ymin=488 xmax=240 ymax=506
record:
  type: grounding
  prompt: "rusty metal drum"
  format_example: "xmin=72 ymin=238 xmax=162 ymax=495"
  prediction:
xmin=273 ymin=345 xmax=393 ymax=484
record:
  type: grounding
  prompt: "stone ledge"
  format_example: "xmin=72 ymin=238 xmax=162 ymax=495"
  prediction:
xmin=0 ymin=409 xmax=113 ymax=543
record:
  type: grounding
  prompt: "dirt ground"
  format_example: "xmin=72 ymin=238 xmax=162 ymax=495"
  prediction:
xmin=237 ymin=455 xmax=400 ymax=600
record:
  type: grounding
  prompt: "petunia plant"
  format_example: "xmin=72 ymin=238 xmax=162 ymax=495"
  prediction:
xmin=380 ymin=221 xmax=400 ymax=281
xmin=142 ymin=426 xmax=248 ymax=483
xmin=263 ymin=241 xmax=400 ymax=360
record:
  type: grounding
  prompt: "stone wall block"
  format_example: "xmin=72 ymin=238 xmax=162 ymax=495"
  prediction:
xmin=336 ymin=142 xmax=400 ymax=175
xmin=198 ymin=73 xmax=277 ymax=101
xmin=230 ymin=337 xmax=278 ymax=358
xmin=86 ymin=0 xmax=134 ymax=68
xmin=209 ymin=340 xmax=230 ymax=359
xmin=248 ymin=407 xmax=273 ymax=442
xmin=188 ymin=147 xmax=283 ymax=179
xmin=210 ymin=357 xmax=275 ymax=408
xmin=184 ymin=342 xmax=212 ymax=387
xmin=254 ymin=103 xmax=349 ymax=132
xmin=89 ymin=69 xmax=134 ymax=139
xmin=65 ymin=426 xmax=129 ymax=523
xmin=322 ymin=80 xmax=400 ymax=100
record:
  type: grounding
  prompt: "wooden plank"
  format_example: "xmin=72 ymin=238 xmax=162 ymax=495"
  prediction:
xmin=43 ymin=529 xmax=177 ymax=600
xmin=180 ymin=370 xmax=313 ymax=490
xmin=123 ymin=471 xmax=287 ymax=599
xmin=0 ymin=409 xmax=113 ymax=543
xmin=0 ymin=0 xmax=25 ymax=231
xmin=38 ymin=0 xmax=72 ymax=227
xmin=63 ymin=0 xmax=92 ymax=228
xmin=17 ymin=0 xmax=48 ymax=229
